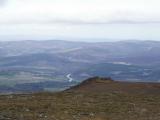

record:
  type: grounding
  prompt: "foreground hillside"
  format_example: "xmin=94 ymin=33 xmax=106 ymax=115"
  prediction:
xmin=0 ymin=77 xmax=160 ymax=120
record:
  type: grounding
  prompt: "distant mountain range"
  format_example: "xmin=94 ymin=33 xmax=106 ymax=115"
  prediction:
xmin=0 ymin=40 xmax=160 ymax=93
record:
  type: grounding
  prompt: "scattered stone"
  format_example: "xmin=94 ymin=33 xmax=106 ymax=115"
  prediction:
xmin=25 ymin=108 xmax=30 ymax=112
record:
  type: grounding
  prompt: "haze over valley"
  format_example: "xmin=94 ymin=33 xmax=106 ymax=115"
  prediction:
xmin=0 ymin=40 xmax=160 ymax=93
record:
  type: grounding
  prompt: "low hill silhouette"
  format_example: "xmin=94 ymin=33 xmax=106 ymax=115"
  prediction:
xmin=67 ymin=77 xmax=160 ymax=94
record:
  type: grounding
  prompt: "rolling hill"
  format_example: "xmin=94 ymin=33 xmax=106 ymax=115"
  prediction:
xmin=0 ymin=40 xmax=160 ymax=92
xmin=67 ymin=77 xmax=160 ymax=94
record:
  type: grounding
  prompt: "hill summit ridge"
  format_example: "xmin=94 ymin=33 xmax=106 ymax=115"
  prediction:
xmin=67 ymin=76 xmax=160 ymax=94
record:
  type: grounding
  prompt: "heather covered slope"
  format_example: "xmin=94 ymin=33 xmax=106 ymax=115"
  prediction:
xmin=0 ymin=77 xmax=160 ymax=120
xmin=67 ymin=77 xmax=160 ymax=94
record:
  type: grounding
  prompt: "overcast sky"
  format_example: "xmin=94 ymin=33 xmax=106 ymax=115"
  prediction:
xmin=0 ymin=0 xmax=160 ymax=41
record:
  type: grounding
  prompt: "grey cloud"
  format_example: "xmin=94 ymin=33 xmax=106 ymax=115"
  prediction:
xmin=1 ymin=19 xmax=160 ymax=25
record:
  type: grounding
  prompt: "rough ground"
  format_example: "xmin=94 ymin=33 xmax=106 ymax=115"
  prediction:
xmin=0 ymin=77 xmax=160 ymax=120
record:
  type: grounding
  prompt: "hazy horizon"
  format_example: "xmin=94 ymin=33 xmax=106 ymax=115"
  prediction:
xmin=0 ymin=0 xmax=160 ymax=42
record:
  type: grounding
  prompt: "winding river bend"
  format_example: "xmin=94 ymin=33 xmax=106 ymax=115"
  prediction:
xmin=66 ymin=74 xmax=73 ymax=82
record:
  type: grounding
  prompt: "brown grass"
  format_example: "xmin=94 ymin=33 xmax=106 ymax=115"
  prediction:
xmin=0 ymin=77 xmax=160 ymax=120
